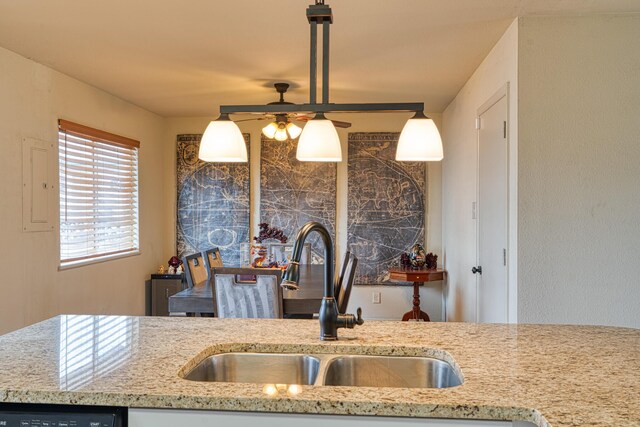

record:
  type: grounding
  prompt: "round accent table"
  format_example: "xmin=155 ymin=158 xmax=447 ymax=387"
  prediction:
xmin=388 ymin=268 xmax=446 ymax=321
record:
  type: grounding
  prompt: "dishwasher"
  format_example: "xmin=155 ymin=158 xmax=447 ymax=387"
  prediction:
xmin=0 ymin=403 xmax=126 ymax=427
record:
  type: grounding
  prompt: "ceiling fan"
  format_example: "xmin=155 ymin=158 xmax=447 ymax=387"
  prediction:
xmin=235 ymin=83 xmax=351 ymax=141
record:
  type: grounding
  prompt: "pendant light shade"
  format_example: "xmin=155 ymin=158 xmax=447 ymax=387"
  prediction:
xmin=296 ymin=114 xmax=342 ymax=162
xmin=395 ymin=112 xmax=443 ymax=161
xmin=199 ymin=114 xmax=248 ymax=162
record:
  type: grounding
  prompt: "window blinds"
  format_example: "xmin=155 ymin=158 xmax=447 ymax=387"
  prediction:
xmin=58 ymin=120 xmax=140 ymax=266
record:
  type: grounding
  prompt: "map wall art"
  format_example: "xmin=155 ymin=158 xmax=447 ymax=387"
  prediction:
xmin=176 ymin=134 xmax=250 ymax=265
xmin=347 ymin=132 xmax=425 ymax=284
xmin=260 ymin=135 xmax=336 ymax=263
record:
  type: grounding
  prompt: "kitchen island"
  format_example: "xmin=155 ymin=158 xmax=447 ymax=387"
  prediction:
xmin=0 ymin=316 xmax=638 ymax=426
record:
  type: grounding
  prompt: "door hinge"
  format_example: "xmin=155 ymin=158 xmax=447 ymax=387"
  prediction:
xmin=503 ymin=121 xmax=507 ymax=139
xmin=503 ymin=248 xmax=507 ymax=266
xmin=475 ymin=117 xmax=481 ymax=130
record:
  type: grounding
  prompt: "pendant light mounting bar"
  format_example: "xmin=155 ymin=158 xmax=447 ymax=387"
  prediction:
xmin=221 ymin=102 xmax=425 ymax=115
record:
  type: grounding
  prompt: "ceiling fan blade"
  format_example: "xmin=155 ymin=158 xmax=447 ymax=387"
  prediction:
xmin=234 ymin=117 xmax=271 ymax=123
xmin=331 ymin=120 xmax=352 ymax=128
xmin=293 ymin=114 xmax=351 ymax=128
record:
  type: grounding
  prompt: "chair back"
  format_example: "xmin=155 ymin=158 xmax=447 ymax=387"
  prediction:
xmin=336 ymin=253 xmax=358 ymax=314
xmin=212 ymin=268 xmax=283 ymax=318
xmin=203 ymin=247 xmax=223 ymax=271
xmin=183 ymin=253 xmax=208 ymax=288
xmin=334 ymin=251 xmax=351 ymax=297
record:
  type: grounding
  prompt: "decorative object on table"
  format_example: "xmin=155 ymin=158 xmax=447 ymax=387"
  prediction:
xmin=400 ymin=252 xmax=411 ymax=268
xmin=408 ymin=244 xmax=427 ymax=269
xmin=158 ymin=265 xmax=165 ymax=274
xmin=347 ymin=132 xmax=425 ymax=284
xmin=425 ymin=252 xmax=438 ymax=270
xmin=260 ymin=135 xmax=337 ymax=264
xmin=176 ymin=133 xmax=250 ymax=265
xmin=168 ymin=256 xmax=183 ymax=271
xmin=247 ymin=223 xmax=288 ymax=268
xmin=253 ymin=222 xmax=288 ymax=243
xmin=176 ymin=264 xmax=184 ymax=274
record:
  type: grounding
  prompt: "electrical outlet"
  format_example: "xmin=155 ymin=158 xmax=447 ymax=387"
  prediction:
xmin=372 ymin=292 xmax=381 ymax=304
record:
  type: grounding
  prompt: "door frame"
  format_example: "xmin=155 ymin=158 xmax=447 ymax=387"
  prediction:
xmin=475 ymin=83 xmax=510 ymax=323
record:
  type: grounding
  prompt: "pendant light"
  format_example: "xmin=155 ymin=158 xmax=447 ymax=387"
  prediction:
xmin=395 ymin=112 xmax=443 ymax=161
xmin=296 ymin=113 xmax=341 ymax=161
xmin=199 ymin=113 xmax=247 ymax=162
xmin=201 ymin=1 xmax=443 ymax=163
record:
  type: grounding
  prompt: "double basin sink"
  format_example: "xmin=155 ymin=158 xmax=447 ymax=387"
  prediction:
xmin=183 ymin=352 xmax=462 ymax=389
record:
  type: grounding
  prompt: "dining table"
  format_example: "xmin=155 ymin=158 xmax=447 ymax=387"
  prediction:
xmin=168 ymin=264 xmax=325 ymax=317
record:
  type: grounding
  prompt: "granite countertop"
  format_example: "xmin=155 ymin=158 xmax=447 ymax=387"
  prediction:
xmin=0 ymin=316 xmax=638 ymax=426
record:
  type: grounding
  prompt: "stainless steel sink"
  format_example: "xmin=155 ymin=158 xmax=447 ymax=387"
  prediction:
xmin=323 ymin=355 xmax=462 ymax=388
xmin=183 ymin=353 xmax=320 ymax=385
xmin=182 ymin=352 xmax=462 ymax=389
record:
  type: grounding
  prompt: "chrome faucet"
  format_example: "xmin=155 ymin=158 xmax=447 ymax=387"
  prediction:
xmin=281 ymin=221 xmax=363 ymax=340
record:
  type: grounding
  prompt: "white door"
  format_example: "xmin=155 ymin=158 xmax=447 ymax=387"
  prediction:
xmin=476 ymin=89 xmax=508 ymax=323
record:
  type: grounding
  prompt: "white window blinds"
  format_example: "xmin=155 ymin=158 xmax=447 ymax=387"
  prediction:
xmin=58 ymin=120 xmax=140 ymax=266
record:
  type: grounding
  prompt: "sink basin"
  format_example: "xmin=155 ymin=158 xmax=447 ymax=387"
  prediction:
xmin=323 ymin=355 xmax=462 ymax=389
xmin=182 ymin=352 xmax=462 ymax=389
xmin=183 ymin=353 xmax=320 ymax=385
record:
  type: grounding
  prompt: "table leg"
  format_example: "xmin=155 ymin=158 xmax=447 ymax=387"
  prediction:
xmin=401 ymin=281 xmax=430 ymax=322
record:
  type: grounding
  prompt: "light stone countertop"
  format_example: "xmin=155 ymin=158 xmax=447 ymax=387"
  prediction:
xmin=0 ymin=315 xmax=638 ymax=426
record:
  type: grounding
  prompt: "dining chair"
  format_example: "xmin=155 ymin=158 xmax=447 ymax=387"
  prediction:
xmin=336 ymin=253 xmax=358 ymax=314
xmin=182 ymin=252 xmax=208 ymax=288
xmin=334 ymin=251 xmax=351 ymax=297
xmin=202 ymin=247 xmax=223 ymax=271
xmin=212 ymin=268 xmax=283 ymax=318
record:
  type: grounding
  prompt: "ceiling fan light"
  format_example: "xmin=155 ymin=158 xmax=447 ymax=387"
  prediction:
xmin=296 ymin=115 xmax=342 ymax=162
xmin=199 ymin=115 xmax=248 ymax=162
xmin=286 ymin=122 xmax=302 ymax=139
xmin=274 ymin=127 xmax=289 ymax=141
xmin=396 ymin=114 xmax=443 ymax=161
xmin=262 ymin=122 xmax=278 ymax=139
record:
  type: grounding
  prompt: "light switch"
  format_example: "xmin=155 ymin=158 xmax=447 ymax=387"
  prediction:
xmin=372 ymin=292 xmax=381 ymax=304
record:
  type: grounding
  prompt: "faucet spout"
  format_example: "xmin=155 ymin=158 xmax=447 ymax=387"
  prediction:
xmin=281 ymin=221 xmax=363 ymax=340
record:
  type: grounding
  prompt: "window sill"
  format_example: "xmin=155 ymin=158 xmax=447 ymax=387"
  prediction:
xmin=59 ymin=250 xmax=140 ymax=271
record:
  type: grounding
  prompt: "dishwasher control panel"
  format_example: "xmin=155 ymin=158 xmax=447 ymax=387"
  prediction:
xmin=0 ymin=404 xmax=125 ymax=427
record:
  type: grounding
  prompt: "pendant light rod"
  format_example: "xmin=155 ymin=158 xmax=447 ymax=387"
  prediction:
xmin=220 ymin=102 xmax=425 ymax=115
xmin=309 ymin=19 xmax=317 ymax=104
xmin=307 ymin=1 xmax=332 ymax=105
xmin=322 ymin=18 xmax=330 ymax=104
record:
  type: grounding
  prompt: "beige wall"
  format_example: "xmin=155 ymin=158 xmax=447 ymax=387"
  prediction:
xmin=0 ymin=46 xmax=168 ymax=335
xmin=442 ymin=20 xmax=519 ymax=322
xmin=166 ymin=114 xmax=444 ymax=321
xmin=518 ymin=15 xmax=640 ymax=328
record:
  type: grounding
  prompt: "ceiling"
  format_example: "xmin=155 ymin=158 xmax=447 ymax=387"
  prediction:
xmin=0 ymin=0 xmax=638 ymax=117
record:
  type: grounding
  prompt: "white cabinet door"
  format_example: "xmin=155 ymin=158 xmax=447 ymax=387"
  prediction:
xmin=129 ymin=408 xmax=532 ymax=427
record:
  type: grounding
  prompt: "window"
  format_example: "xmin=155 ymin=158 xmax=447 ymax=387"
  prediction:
xmin=58 ymin=119 xmax=140 ymax=268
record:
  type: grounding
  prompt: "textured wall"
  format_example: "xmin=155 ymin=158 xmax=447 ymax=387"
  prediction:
xmin=442 ymin=20 xmax=519 ymax=322
xmin=0 ymin=46 xmax=167 ymax=335
xmin=518 ymin=15 xmax=640 ymax=328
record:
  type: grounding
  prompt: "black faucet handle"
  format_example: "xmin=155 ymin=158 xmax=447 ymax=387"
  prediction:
xmin=355 ymin=307 xmax=364 ymax=326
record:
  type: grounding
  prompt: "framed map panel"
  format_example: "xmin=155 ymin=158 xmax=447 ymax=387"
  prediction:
xmin=347 ymin=132 xmax=425 ymax=284
xmin=176 ymin=134 xmax=250 ymax=266
xmin=260 ymin=135 xmax=336 ymax=263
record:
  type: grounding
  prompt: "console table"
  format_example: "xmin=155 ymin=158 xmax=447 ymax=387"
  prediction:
xmin=388 ymin=268 xmax=445 ymax=321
